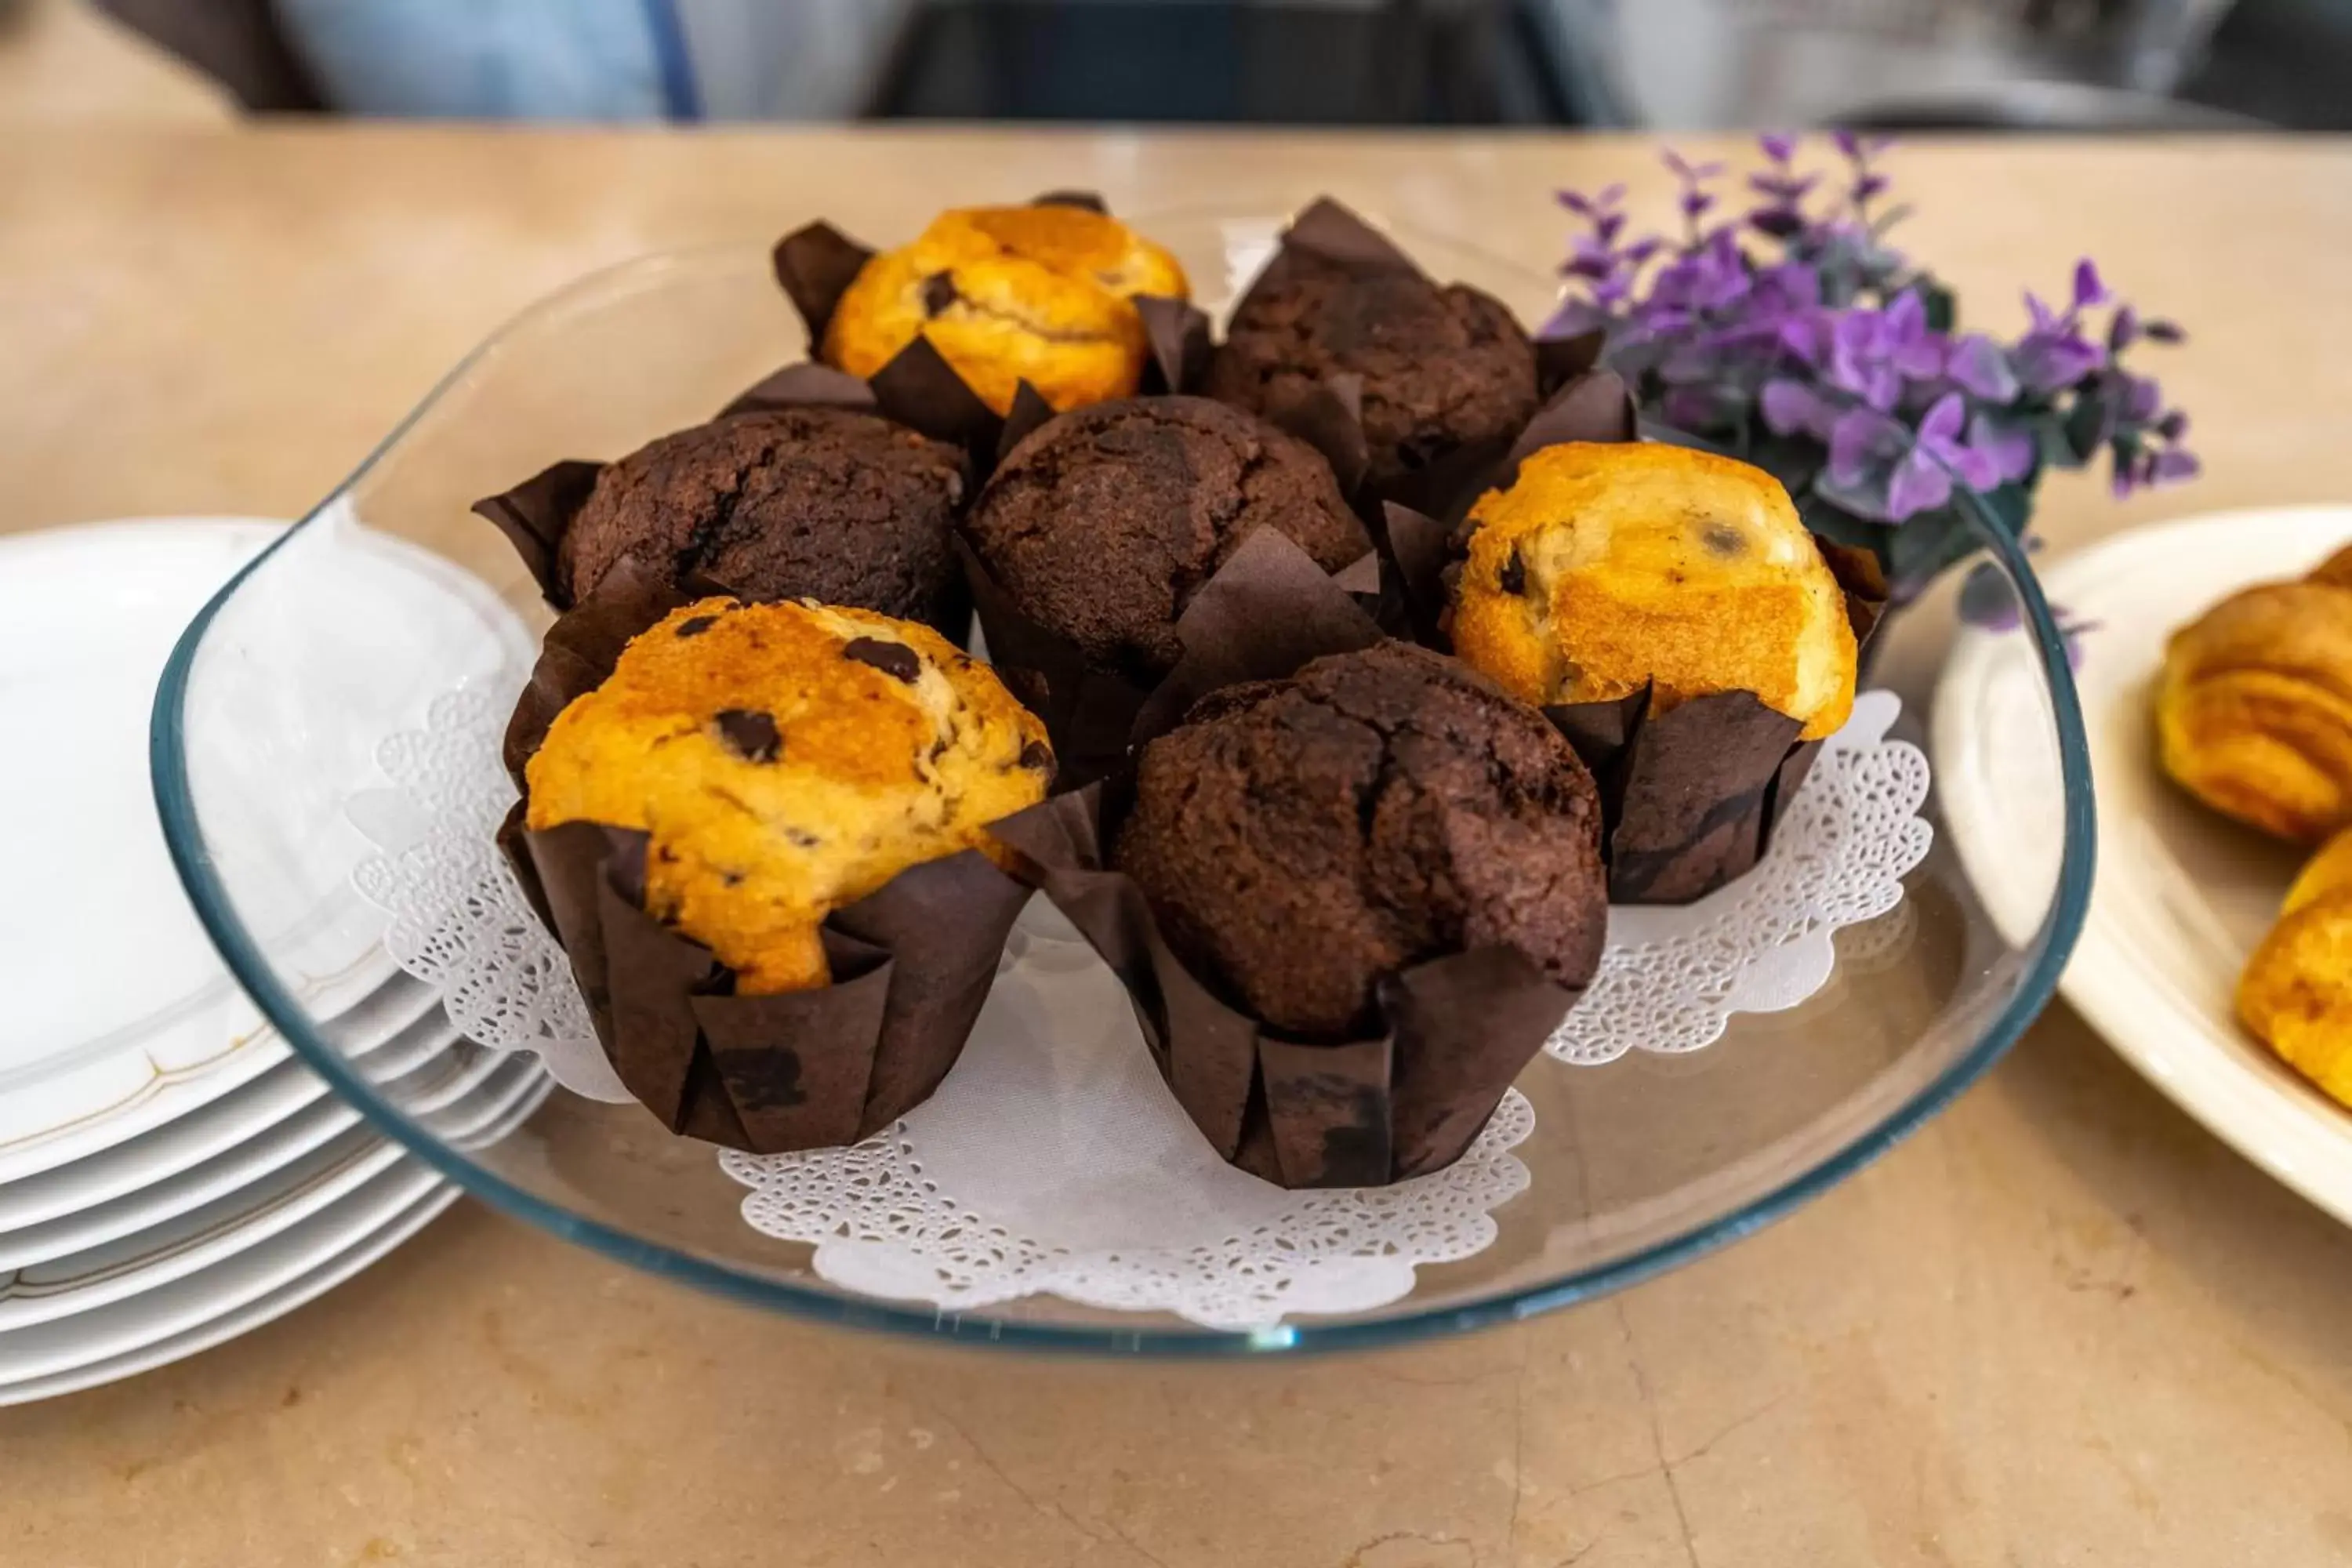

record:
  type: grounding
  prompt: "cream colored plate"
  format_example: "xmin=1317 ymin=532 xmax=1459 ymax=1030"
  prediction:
xmin=1936 ymin=506 xmax=2352 ymax=1225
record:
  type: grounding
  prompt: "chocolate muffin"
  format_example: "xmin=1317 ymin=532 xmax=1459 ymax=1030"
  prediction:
xmin=1113 ymin=640 xmax=1607 ymax=1039
xmin=555 ymin=408 xmax=967 ymax=633
xmin=1204 ymin=257 xmax=1540 ymax=492
xmin=962 ymin=396 xmax=1370 ymax=683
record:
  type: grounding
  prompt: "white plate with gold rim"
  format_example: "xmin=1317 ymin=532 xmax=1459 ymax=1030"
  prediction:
xmin=0 ymin=1051 xmax=528 ymax=1331
xmin=0 ymin=1180 xmax=463 ymax=1407
xmin=0 ymin=517 xmax=534 ymax=1184
xmin=0 ymin=978 xmax=444 ymax=1232
xmin=0 ymin=1060 xmax=547 ymax=1397
xmin=1935 ymin=506 xmax=2352 ymax=1227
xmin=0 ymin=1004 xmax=462 ymax=1272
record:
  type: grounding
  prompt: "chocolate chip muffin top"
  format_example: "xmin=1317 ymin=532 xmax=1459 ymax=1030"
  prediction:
xmin=1112 ymin=640 xmax=1606 ymax=1038
xmin=524 ymin=596 xmax=1049 ymax=996
xmin=557 ymin=408 xmax=968 ymax=634
xmin=1204 ymin=260 xmax=1539 ymax=491
xmin=962 ymin=396 xmax=1370 ymax=683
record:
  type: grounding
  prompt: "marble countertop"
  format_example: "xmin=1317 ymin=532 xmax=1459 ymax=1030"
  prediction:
xmin=3 ymin=125 xmax=2351 ymax=1568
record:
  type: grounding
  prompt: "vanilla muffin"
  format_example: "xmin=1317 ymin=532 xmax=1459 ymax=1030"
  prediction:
xmin=1449 ymin=442 xmax=1857 ymax=741
xmin=524 ymin=598 xmax=1052 ymax=993
xmin=823 ymin=205 xmax=1190 ymax=417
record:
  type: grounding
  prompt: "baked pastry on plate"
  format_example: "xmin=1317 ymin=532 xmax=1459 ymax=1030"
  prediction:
xmin=2159 ymin=543 xmax=2352 ymax=842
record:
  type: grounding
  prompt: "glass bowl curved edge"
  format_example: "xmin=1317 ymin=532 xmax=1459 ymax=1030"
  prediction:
xmin=150 ymin=240 xmax=2097 ymax=1359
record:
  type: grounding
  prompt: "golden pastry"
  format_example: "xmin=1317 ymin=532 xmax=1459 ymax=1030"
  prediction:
xmin=1448 ymin=441 xmax=1857 ymax=739
xmin=2158 ymin=549 xmax=2352 ymax=843
xmin=823 ymin=205 xmax=1189 ymax=417
xmin=2238 ymin=823 xmax=2352 ymax=1109
xmin=525 ymin=597 xmax=1051 ymax=993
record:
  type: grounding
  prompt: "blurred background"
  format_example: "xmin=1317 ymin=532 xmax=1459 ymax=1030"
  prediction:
xmin=1 ymin=0 xmax=2339 ymax=132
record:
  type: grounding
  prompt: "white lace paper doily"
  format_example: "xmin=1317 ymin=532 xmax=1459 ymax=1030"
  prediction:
xmin=1546 ymin=689 xmax=1934 ymax=1063
xmin=348 ymin=685 xmax=631 ymax=1102
xmin=728 ymin=925 xmax=1533 ymax=1330
xmin=347 ymin=682 xmax=1929 ymax=1327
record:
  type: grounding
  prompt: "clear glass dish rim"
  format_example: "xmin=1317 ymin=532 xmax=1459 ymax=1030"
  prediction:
xmin=150 ymin=240 xmax=2098 ymax=1359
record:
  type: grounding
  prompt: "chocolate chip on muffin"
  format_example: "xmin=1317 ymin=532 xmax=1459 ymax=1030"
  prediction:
xmin=554 ymin=407 xmax=968 ymax=633
xmin=1204 ymin=250 xmax=1538 ymax=492
xmin=524 ymin=597 xmax=1050 ymax=995
xmin=962 ymin=396 xmax=1372 ymax=684
xmin=1112 ymin=640 xmax=1607 ymax=1039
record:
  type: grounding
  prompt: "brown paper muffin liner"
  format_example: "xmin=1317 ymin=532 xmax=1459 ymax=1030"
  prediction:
xmin=1381 ymin=369 xmax=1891 ymax=906
xmin=768 ymin=191 xmax=1213 ymax=464
xmin=469 ymin=361 xmax=965 ymax=628
xmin=1225 ymin=196 xmax=1605 ymax=527
xmin=495 ymin=561 xmax=1038 ymax=1156
xmin=993 ymin=782 xmax=1584 ymax=1189
xmin=960 ymin=524 xmax=1385 ymax=791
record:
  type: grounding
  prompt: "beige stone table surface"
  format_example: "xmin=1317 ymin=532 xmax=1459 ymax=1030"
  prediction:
xmin=5 ymin=127 xmax=2352 ymax=1568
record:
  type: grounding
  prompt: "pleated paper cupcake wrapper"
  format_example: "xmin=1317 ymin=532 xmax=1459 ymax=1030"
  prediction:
xmin=494 ymin=561 xmax=1035 ymax=1156
xmin=768 ymin=191 xmax=1213 ymax=466
xmin=993 ymin=784 xmax=1584 ymax=1190
xmin=467 ymin=365 xmax=977 ymax=646
xmin=1225 ymin=196 xmax=1608 ymax=528
xmin=1380 ymin=367 xmax=1893 ymax=906
xmin=960 ymin=524 xmax=1387 ymax=790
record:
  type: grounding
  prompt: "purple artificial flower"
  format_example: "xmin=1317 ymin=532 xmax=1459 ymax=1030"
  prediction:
xmin=1969 ymin=411 xmax=2038 ymax=482
xmin=1759 ymin=376 xmax=1828 ymax=437
xmin=2013 ymin=327 xmax=2103 ymax=395
xmin=1827 ymin=406 xmax=1909 ymax=488
xmin=1887 ymin=447 xmax=1955 ymax=518
xmin=1945 ymin=334 xmax=2020 ymax=402
xmin=1915 ymin=391 xmax=2001 ymax=491
xmin=2071 ymin=259 xmax=2109 ymax=309
xmin=1557 ymin=183 xmax=1626 ymax=219
xmin=1548 ymin=138 xmax=2194 ymax=563
xmin=1662 ymin=148 xmax=1726 ymax=183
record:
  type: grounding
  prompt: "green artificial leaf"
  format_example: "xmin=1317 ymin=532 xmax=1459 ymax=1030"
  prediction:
xmin=2062 ymin=396 xmax=2107 ymax=465
xmin=1975 ymin=482 xmax=2033 ymax=541
xmin=1917 ymin=278 xmax=1957 ymax=333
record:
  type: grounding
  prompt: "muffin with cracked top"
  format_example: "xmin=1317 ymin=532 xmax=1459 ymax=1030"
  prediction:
xmin=1204 ymin=245 xmax=1538 ymax=493
xmin=555 ymin=407 xmax=968 ymax=635
xmin=1112 ymin=640 xmax=1607 ymax=1039
xmin=961 ymin=395 xmax=1371 ymax=685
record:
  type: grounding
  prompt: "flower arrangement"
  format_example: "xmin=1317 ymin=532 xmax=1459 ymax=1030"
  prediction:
xmin=1550 ymin=133 xmax=2196 ymax=601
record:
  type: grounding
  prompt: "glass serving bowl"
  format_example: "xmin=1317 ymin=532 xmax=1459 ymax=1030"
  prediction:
xmin=153 ymin=212 xmax=2093 ymax=1356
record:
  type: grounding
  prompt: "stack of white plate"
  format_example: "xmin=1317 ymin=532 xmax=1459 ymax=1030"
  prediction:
xmin=0 ymin=519 xmax=543 ymax=1406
